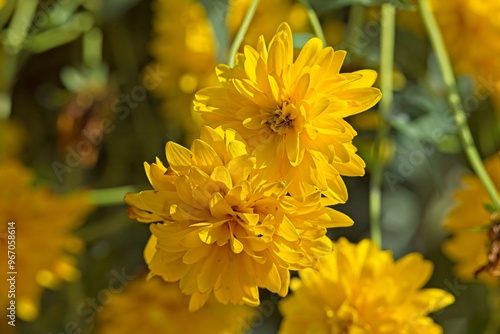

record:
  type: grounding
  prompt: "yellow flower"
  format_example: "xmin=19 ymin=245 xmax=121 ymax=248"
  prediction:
xmin=442 ymin=153 xmax=500 ymax=285
xmin=0 ymin=120 xmax=24 ymax=161
xmin=278 ymin=238 xmax=454 ymax=334
xmin=149 ymin=0 xmax=216 ymax=144
xmin=195 ymin=23 xmax=381 ymax=203
xmin=0 ymin=160 xmax=93 ymax=321
xmin=97 ymin=276 xmax=254 ymax=334
xmin=149 ymin=0 xmax=310 ymax=144
xmin=433 ymin=0 xmax=500 ymax=109
xmin=125 ymin=126 xmax=353 ymax=311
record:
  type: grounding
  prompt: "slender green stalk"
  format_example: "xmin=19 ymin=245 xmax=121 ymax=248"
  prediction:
xmin=5 ymin=0 xmax=38 ymax=53
xmin=0 ymin=0 xmax=38 ymax=120
xmin=0 ymin=0 xmax=16 ymax=29
xmin=89 ymin=185 xmax=138 ymax=206
xmin=347 ymin=4 xmax=365 ymax=54
xmin=83 ymin=27 xmax=103 ymax=68
xmin=369 ymin=4 xmax=396 ymax=248
xmin=299 ymin=0 xmax=326 ymax=47
xmin=484 ymin=289 xmax=500 ymax=334
xmin=418 ymin=0 xmax=500 ymax=210
xmin=227 ymin=0 xmax=260 ymax=67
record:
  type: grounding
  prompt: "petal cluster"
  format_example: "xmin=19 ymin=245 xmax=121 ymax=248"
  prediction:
xmin=98 ymin=276 xmax=254 ymax=334
xmin=125 ymin=126 xmax=353 ymax=310
xmin=442 ymin=153 xmax=500 ymax=285
xmin=278 ymin=238 xmax=454 ymax=334
xmin=195 ymin=23 xmax=381 ymax=202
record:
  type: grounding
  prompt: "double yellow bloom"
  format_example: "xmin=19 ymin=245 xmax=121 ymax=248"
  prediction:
xmin=195 ymin=23 xmax=381 ymax=203
xmin=279 ymin=238 xmax=454 ymax=334
xmin=126 ymin=126 xmax=353 ymax=310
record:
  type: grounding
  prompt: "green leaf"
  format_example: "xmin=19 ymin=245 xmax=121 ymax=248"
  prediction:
xmin=385 ymin=84 xmax=462 ymax=154
xmin=23 ymin=12 xmax=94 ymax=53
xmin=199 ymin=0 xmax=230 ymax=63
xmin=293 ymin=33 xmax=316 ymax=48
xmin=483 ymin=202 xmax=497 ymax=215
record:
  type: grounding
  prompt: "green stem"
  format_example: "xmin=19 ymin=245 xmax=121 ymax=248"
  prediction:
xmin=299 ymin=0 xmax=326 ymax=47
xmin=418 ymin=0 xmax=500 ymax=211
xmin=369 ymin=4 xmax=396 ymax=248
xmin=227 ymin=0 xmax=260 ymax=67
xmin=0 ymin=0 xmax=16 ymax=29
xmin=5 ymin=0 xmax=38 ymax=53
xmin=83 ymin=27 xmax=103 ymax=69
xmin=89 ymin=185 xmax=138 ymax=206
xmin=0 ymin=0 xmax=38 ymax=120
xmin=484 ymin=289 xmax=500 ymax=334
xmin=347 ymin=4 xmax=365 ymax=54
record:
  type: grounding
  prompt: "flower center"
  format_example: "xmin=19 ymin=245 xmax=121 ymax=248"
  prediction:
xmin=268 ymin=101 xmax=297 ymax=135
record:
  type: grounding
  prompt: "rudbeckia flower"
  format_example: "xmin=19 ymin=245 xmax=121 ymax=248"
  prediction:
xmin=442 ymin=153 xmax=500 ymax=285
xmin=0 ymin=160 xmax=93 ymax=321
xmin=195 ymin=23 xmax=381 ymax=203
xmin=279 ymin=238 xmax=454 ymax=334
xmin=125 ymin=126 xmax=353 ymax=311
xmin=148 ymin=0 xmax=310 ymax=144
xmin=98 ymin=276 xmax=255 ymax=334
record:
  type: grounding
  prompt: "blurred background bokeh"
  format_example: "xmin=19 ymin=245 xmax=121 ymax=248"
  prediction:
xmin=0 ymin=0 xmax=499 ymax=333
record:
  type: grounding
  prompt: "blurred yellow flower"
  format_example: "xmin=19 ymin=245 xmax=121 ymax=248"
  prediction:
xmin=433 ymin=0 xmax=500 ymax=109
xmin=98 ymin=276 xmax=254 ymax=334
xmin=149 ymin=0 xmax=215 ymax=144
xmin=0 ymin=160 xmax=93 ymax=321
xmin=149 ymin=0 xmax=310 ymax=144
xmin=0 ymin=120 xmax=24 ymax=161
xmin=279 ymin=238 xmax=454 ymax=334
xmin=125 ymin=126 xmax=353 ymax=311
xmin=442 ymin=153 xmax=500 ymax=285
xmin=227 ymin=0 xmax=309 ymax=45
xmin=195 ymin=23 xmax=381 ymax=203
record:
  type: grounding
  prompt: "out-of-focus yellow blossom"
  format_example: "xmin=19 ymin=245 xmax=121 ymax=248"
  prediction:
xmin=149 ymin=0 xmax=216 ymax=144
xmin=0 ymin=120 xmax=24 ymax=160
xmin=124 ymin=126 xmax=353 ymax=311
xmin=433 ymin=0 xmax=500 ymax=110
xmin=279 ymin=238 xmax=454 ymax=334
xmin=227 ymin=0 xmax=309 ymax=45
xmin=396 ymin=6 xmax=426 ymax=37
xmin=97 ymin=276 xmax=255 ymax=334
xmin=323 ymin=19 xmax=347 ymax=47
xmin=443 ymin=153 xmax=500 ymax=285
xmin=0 ymin=160 xmax=93 ymax=321
xmin=195 ymin=23 xmax=381 ymax=203
xmin=149 ymin=0 xmax=310 ymax=144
